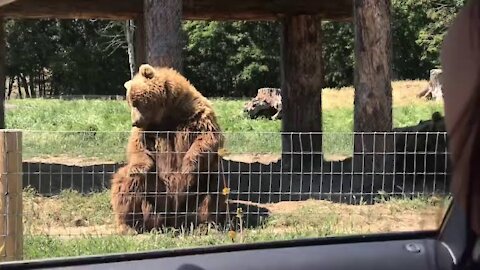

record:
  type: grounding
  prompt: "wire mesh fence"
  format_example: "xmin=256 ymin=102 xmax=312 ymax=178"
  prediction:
xmin=1 ymin=130 xmax=451 ymax=261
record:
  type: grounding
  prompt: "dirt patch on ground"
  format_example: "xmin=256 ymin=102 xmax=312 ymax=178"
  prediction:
xmin=223 ymin=154 xmax=281 ymax=165
xmin=24 ymin=153 xmax=283 ymax=166
xmin=26 ymin=225 xmax=117 ymax=238
xmin=25 ymin=155 xmax=119 ymax=166
xmin=264 ymin=200 xmax=445 ymax=233
xmin=5 ymin=103 xmax=17 ymax=111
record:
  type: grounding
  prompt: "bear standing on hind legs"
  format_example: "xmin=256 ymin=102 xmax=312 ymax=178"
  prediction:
xmin=110 ymin=64 xmax=228 ymax=234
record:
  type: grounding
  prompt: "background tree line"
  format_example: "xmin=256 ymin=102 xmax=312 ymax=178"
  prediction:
xmin=5 ymin=0 xmax=465 ymax=98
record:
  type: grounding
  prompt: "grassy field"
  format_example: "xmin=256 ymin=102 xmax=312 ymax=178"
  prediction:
xmin=4 ymin=80 xmax=450 ymax=260
xmin=6 ymin=80 xmax=444 ymax=162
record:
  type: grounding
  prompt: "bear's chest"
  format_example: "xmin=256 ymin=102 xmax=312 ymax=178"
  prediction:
xmin=152 ymin=132 xmax=196 ymax=172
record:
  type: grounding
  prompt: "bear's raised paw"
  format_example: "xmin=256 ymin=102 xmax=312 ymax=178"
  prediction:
xmin=127 ymin=164 xmax=150 ymax=177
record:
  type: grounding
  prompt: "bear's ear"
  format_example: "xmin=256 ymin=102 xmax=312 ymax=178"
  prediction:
xmin=124 ymin=80 xmax=132 ymax=91
xmin=139 ymin=64 xmax=155 ymax=79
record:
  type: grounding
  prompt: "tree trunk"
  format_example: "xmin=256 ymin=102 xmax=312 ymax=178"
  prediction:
xmin=353 ymin=0 xmax=393 ymax=199
xmin=280 ymin=15 xmax=323 ymax=170
xmin=144 ymin=0 xmax=183 ymax=71
xmin=124 ymin=19 xmax=136 ymax=78
xmin=36 ymin=73 xmax=41 ymax=97
xmin=6 ymin=76 xmax=13 ymax=99
xmin=29 ymin=74 xmax=36 ymax=98
xmin=21 ymin=75 xmax=30 ymax=98
xmin=40 ymin=73 xmax=46 ymax=97
xmin=134 ymin=15 xmax=146 ymax=72
xmin=354 ymin=0 xmax=392 ymax=134
xmin=16 ymin=76 xmax=22 ymax=99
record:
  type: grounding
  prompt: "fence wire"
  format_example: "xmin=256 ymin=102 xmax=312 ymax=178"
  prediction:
xmin=1 ymin=130 xmax=451 ymax=260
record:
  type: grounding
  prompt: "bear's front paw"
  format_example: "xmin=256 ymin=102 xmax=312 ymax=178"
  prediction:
xmin=128 ymin=165 xmax=149 ymax=177
xmin=181 ymin=161 xmax=197 ymax=175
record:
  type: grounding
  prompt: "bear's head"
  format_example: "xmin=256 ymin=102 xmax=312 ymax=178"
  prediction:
xmin=124 ymin=64 xmax=170 ymax=129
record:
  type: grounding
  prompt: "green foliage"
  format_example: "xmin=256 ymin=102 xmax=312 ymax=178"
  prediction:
xmin=322 ymin=22 xmax=354 ymax=88
xmin=6 ymin=19 xmax=129 ymax=97
xmin=392 ymin=0 xmax=466 ymax=78
xmin=183 ymin=21 xmax=280 ymax=97
xmin=415 ymin=0 xmax=466 ymax=67
xmin=4 ymin=1 xmax=467 ymax=96
xmin=49 ymin=20 xmax=129 ymax=95
xmin=392 ymin=0 xmax=431 ymax=79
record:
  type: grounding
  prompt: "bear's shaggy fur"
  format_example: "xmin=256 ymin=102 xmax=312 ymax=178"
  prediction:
xmin=111 ymin=64 xmax=227 ymax=234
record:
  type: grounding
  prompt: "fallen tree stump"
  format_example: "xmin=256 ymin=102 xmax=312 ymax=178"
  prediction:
xmin=418 ymin=69 xmax=443 ymax=101
xmin=244 ymin=88 xmax=282 ymax=120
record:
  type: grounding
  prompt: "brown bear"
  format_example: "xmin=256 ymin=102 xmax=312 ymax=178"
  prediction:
xmin=110 ymin=64 xmax=228 ymax=234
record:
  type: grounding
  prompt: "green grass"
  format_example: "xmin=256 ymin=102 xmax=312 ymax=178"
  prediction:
xmin=6 ymin=98 xmax=444 ymax=161
xmin=24 ymin=223 xmax=343 ymax=260
xmin=7 ymin=99 xmax=132 ymax=161
xmin=22 ymin=187 xmax=449 ymax=260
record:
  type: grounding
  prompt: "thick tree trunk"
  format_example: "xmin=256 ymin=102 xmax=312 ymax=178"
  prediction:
xmin=280 ymin=15 xmax=323 ymax=170
xmin=144 ymin=0 xmax=183 ymax=71
xmin=353 ymin=0 xmax=393 ymax=199
xmin=354 ymin=0 xmax=392 ymax=134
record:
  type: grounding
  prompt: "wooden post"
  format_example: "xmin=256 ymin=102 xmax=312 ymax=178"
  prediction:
xmin=353 ymin=0 xmax=393 ymax=198
xmin=280 ymin=15 xmax=323 ymax=170
xmin=354 ymin=0 xmax=392 ymax=134
xmin=0 ymin=18 xmax=5 ymax=129
xmin=0 ymin=130 xmax=23 ymax=261
xmin=144 ymin=0 xmax=183 ymax=71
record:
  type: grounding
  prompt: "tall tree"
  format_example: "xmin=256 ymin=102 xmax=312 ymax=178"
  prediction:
xmin=281 ymin=15 xmax=323 ymax=169
xmin=144 ymin=0 xmax=183 ymax=71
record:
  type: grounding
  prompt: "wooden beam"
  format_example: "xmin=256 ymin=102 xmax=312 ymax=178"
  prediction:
xmin=0 ymin=0 xmax=16 ymax=8
xmin=280 ymin=14 xmax=323 ymax=170
xmin=144 ymin=0 xmax=183 ymax=70
xmin=0 ymin=0 xmax=352 ymax=21
xmin=0 ymin=0 xmax=141 ymax=20
xmin=0 ymin=130 xmax=23 ymax=262
xmin=185 ymin=0 xmax=352 ymax=20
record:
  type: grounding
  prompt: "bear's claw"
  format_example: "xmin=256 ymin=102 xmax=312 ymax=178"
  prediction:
xmin=128 ymin=165 xmax=149 ymax=177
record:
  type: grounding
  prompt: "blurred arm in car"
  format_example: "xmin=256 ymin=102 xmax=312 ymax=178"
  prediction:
xmin=441 ymin=0 xmax=480 ymax=235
